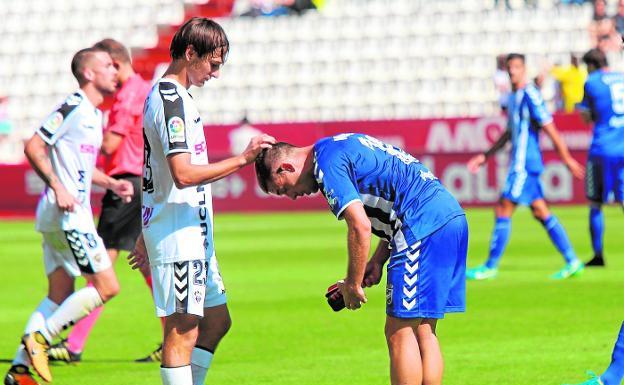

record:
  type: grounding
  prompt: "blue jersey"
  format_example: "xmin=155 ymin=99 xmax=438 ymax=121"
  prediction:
xmin=313 ymin=133 xmax=464 ymax=252
xmin=577 ymin=69 xmax=624 ymax=158
xmin=506 ymin=84 xmax=553 ymax=174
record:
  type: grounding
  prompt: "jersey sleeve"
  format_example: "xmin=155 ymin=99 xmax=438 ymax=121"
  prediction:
xmin=36 ymin=92 xmax=83 ymax=145
xmin=157 ymin=82 xmax=190 ymax=156
xmin=314 ymin=149 xmax=361 ymax=219
xmin=525 ymin=86 xmax=553 ymax=127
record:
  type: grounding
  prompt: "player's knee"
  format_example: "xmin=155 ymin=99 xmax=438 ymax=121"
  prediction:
xmin=94 ymin=280 xmax=120 ymax=302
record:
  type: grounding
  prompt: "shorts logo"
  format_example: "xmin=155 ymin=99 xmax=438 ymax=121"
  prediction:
xmin=93 ymin=254 xmax=102 ymax=263
xmin=193 ymin=289 xmax=203 ymax=304
xmin=386 ymin=283 xmax=393 ymax=305
xmin=43 ymin=112 xmax=64 ymax=135
xmin=168 ymin=116 xmax=185 ymax=143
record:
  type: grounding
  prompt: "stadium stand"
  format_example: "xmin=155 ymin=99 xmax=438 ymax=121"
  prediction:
xmin=0 ymin=0 xmax=601 ymax=163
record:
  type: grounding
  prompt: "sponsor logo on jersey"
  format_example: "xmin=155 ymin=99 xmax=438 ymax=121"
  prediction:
xmin=194 ymin=141 xmax=206 ymax=155
xmin=142 ymin=205 xmax=154 ymax=227
xmin=168 ymin=116 xmax=185 ymax=143
xmin=80 ymin=144 xmax=96 ymax=154
xmin=43 ymin=111 xmax=64 ymax=135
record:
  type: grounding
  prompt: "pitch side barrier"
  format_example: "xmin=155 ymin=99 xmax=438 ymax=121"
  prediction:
xmin=0 ymin=113 xmax=590 ymax=217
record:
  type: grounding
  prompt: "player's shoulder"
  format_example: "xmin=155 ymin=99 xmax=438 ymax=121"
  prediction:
xmin=523 ymin=84 xmax=546 ymax=104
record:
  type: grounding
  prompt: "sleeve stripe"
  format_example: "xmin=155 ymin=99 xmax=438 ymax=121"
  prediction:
xmin=158 ymin=82 xmax=188 ymax=151
xmin=336 ymin=198 xmax=362 ymax=219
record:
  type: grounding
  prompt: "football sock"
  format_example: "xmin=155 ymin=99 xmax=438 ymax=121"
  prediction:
xmin=602 ymin=322 xmax=624 ymax=385
xmin=589 ymin=205 xmax=604 ymax=257
xmin=41 ymin=286 xmax=104 ymax=342
xmin=541 ymin=215 xmax=577 ymax=264
xmin=66 ymin=285 xmax=104 ymax=353
xmin=12 ymin=297 xmax=58 ymax=367
xmin=484 ymin=217 xmax=511 ymax=269
xmin=191 ymin=346 xmax=214 ymax=385
xmin=161 ymin=365 xmax=193 ymax=385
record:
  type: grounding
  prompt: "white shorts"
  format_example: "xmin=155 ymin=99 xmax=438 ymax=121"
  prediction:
xmin=42 ymin=230 xmax=111 ymax=277
xmin=151 ymin=255 xmax=226 ymax=317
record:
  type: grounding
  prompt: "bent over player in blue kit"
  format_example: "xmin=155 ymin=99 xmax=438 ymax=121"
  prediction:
xmin=255 ymin=133 xmax=467 ymax=385
xmin=576 ymin=49 xmax=624 ymax=267
xmin=465 ymin=53 xmax=585 ymax=280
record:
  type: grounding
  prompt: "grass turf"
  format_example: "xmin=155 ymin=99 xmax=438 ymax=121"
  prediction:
xmin=0 ymin=206 xmax=623 ymax=385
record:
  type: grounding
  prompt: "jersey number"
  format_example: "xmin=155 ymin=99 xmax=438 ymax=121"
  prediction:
xmin=610 ymin=82 xmax=624 ymax=114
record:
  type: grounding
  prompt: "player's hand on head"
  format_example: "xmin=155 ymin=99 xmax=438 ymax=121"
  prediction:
xmin=113 ymin=179 xmax=134 ymax=203
xmin=241 ymin=134 xmax=276 ymax=164
xmin=337 ymin=279 xmax=367 ymax=310
xmin=362 ymin=259 xmax=383 ymax=288
xmin=466 ymin=154 xmax=486 ymax=174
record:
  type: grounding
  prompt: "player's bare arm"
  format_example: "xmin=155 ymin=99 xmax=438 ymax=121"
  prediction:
xmin=363 ymin=239 xmax=390 ymax=288
xmin=467 ymin=130 xmax=511 ymax=173
xmin=542 ymin=122 xmax=585 ymax=179
xmin=24 ymin=133 xmax=78 ymax=212
xmin=167 ymin=134 xmax=275 ymax=188
xmin=128 ymin=233 xmax=149 ymax=273
xmin=100 ymin=131 xmax=123 ymax=155
xmin=339 ymin=202 xmax=370 ymax=310
xmin=92 ymin=168 xmax=134 ymax=203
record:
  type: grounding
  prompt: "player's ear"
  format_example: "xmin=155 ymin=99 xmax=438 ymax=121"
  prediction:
xmin=279 ymin=163 xmax=296 ymax=173
xmin=83 ymin=67 xmax=95 ymax=82
xmin=185 ymin=45 xmax=196 ymax=62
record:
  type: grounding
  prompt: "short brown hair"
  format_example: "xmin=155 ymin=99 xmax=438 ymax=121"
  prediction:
xmin=93 ymin=38 xmax=131 ymax=64
xmin=170 ymin=17 xmax=229 ymax=61
xmin=254 ymin=143 xmax=296 ymax=193
xmin=71 ymin=47 xmax=106 ymax=84
xmin=582 ymin=48 xmax=608 ymax=69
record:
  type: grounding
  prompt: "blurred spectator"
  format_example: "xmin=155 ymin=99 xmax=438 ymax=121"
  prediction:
xmin=494 ymin=0 xmax=537 ymax=10
xmin=494 ymin=54 xmax=511 ymax=112
xmin=589 ymin=0 xmax=618 ymax=50
xmin=614 ymin=0 xmax=624 ymax=35
xmin=240 ymin=0 xmax=317 ymax=17
xmin=0 ymin=95 xmax=13 ymax=137
xmin=549 ymin=53 xmax=588 ymax=112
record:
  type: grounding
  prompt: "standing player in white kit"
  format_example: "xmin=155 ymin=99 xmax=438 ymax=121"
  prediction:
xmin=130 ymin=17 xmax=274 ymax=385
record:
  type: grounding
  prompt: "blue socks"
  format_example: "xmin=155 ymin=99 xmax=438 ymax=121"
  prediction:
xmin=541 ymin=215 xmax=577 ymax=264
xmin=485 ymin=217 xmax=511 ymax=269
xmin=589 ymin=206 xmax=604 ymax=257
xmin=601 ymin=322 xmax=624 ymax=385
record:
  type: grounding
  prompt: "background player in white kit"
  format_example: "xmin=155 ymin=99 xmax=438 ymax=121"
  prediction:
xmin=4 ymin=47 xmax=133 ymax=385
xmin=128 ymin=17 xmax=274 ymax=385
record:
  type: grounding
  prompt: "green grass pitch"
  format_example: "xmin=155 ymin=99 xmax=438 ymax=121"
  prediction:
xmin=1 ymin=206 xmax=623 ymax=385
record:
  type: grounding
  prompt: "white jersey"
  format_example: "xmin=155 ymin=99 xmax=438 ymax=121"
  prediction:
xmin=142 ymin=78 xmax=215 ymax=265
xmin=35 ymin=90 xmax=102 ymax=233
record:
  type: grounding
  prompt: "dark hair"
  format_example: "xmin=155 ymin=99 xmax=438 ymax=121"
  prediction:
xmin=582 ymin=48 xmax=608 ymax=69
xmin=71 ymin=47 xmax=106 ymax=84
xmin=505 ymin=53 xmax=525 ymax=64
xmin=254 ymin=142 xmax=295 ymax=193
xmin=93 ymin=38 xmax=131 ymax=64
xmin=170 ymin=17 xmax=229 ymax=61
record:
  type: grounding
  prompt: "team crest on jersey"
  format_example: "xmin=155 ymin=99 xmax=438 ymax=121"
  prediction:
xmin=386 ymin=283 xmax=393 ymax=305
xmin=43 ymin=111 xmax=64 ymax=134
xmin=193 ymin=289 xmax=203 ymax=304
xmin=66 ymin=94 xmax=82 ymax=106
xmin=168 ymin=116 xmax=185 ymax=143
xmin=324 ymin=188 xmax=337 ymax=209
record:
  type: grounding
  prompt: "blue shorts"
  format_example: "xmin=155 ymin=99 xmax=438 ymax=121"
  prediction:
xmin=386 ymin=215 xmax=468 ymax=319
xmin=501 ymin=171 xmax=544 ymax=205
xmin=586 ymin=155 xmax=624 ymax=204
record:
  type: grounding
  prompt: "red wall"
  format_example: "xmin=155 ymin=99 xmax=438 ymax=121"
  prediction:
xmin=1 ymin=114 xmax=591 ymax=217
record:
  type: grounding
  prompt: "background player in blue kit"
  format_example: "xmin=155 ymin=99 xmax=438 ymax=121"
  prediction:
xmin=255 ymin=133 xmax=467 ymax=385
xmin=576 ymin=48 xmax=624 ymax=267
xmin=465 ymin=53 xmax=586 ymax=281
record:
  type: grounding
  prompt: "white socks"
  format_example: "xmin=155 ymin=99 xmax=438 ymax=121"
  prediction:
xmin=12 ymin=297 xmax=58 ymax=367
xmin=42 ymin=286 xmax=103 ymax=342
xmin=191 ymin=347 xmax=214 ymax=385
xmin=161 ymin=365 xmax=193 ymax=385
